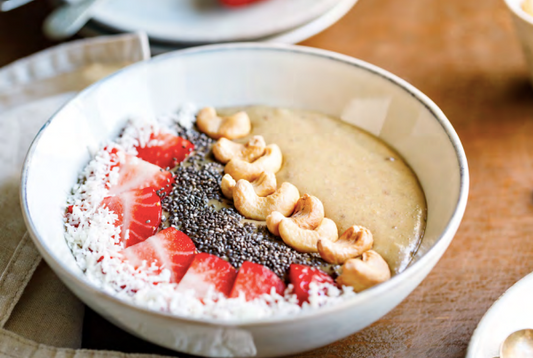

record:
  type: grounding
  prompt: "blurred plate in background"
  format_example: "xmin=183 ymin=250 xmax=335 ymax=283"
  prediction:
xmin=77 ymin=0 xmax=358 ymax=53
xmin=467 ymin=272 xmax=533 ymax=358
xmin=82 ymin=0 xmax=341 ymax=44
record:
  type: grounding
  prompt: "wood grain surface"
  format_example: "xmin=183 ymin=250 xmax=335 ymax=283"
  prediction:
xmin=2 ymin=0 xmax=533 ymax=357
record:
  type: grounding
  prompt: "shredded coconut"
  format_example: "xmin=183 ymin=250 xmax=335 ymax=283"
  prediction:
xmin=64 ymin=112 xmax=356 ymax=321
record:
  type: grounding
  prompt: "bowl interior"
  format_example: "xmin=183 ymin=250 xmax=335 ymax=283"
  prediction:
xmin=22 ymin=44 xmax=465 ymax=312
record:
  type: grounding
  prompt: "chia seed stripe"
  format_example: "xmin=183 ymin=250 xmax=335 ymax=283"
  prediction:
xmin=160 ymin=124 xmax=329 ymax=280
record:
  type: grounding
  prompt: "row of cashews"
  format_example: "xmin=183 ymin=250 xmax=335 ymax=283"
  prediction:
xmin=196 ymin=107 xmax=391 ymax=293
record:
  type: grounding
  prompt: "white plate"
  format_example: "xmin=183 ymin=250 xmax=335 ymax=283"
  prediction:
xmin=88 ymin=0 xmax=341 ymax=44
xmin=256 ymin=0 xmax=357 ymax=43
xmin=80 ymin=0 xmax=358 ymax=53
xmin=467 ymin=272 xmax=533 ymax=358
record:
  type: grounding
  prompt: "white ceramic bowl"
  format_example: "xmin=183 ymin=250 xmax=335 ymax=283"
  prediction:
xmin=504 ymin=0 xmax=533 ymax=83
xmin=20 ymin=43 xmax=469 ymax=358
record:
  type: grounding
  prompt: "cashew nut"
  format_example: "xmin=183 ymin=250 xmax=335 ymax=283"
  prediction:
xmin=213 ymin=136 xmax=266 ymax=164
xmin=196 ymin=107 xmax=251 ymax=139
xmin=336 ymin=250 xmax=391 ymax=292
xmin=233 ymin=180 xmax=299 ymax=220
xmin=266 ymin=211 xmax=286 ymax=237
xmin=225 ymin=144 xmax=283 ymax=181
xmin=250 ymin=171 xmax=277 ymax=197
xmin=220 ymin=174 xmax=236 ymax=199
xmin=278 ymin=218 xmax=338 ymax=253
xmin=220 ymin=172 xmax=277 ymax=199
xmin=266 ymin=194 xmax=325 ymax=236
xmin=317 ymin=225 xmax=373 ymax=265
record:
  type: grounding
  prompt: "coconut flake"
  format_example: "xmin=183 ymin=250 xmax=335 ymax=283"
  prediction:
xmin=64 ymin=110 xmax=357 ymax=321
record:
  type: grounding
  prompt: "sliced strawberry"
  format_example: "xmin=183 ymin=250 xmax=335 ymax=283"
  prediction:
xmin=177 ymin=253 xmax=237 ymax=298
xmin=135 ymin=132 xmax=194 ymax=169
xmin=120 ymin=227 xmax=196 ymax=283
xmin=102 ymin=187 xmax=161 ymax=248
xmin=289 ymin=264 xmax=336 ymax=305
xmin=109 ymin=154 xmax=174 ymax=196
xmin=229 ymin=261 xmax=285 ymax=301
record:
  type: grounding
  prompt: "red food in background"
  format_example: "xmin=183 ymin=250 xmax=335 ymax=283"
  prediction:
xmin=289 ymin=264 xmax=336 ymax=305
xmin=121 ymin=227 xmax=196 ymax=283
xmin=219 ymin=0 xmax=265 ymax=7
xmin=135 ymin=132 xmax=194 ymax=169
xmin=229 ymin=261 xmax=285 ymax=301
xmin=178 ymin=253 xmax=237 ymax=298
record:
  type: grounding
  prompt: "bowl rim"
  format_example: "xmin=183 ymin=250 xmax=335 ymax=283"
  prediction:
xmin=504 ymin=0 xmax=533 ymax=25
xmin=20 ymin=42 xmax=469 ymax=328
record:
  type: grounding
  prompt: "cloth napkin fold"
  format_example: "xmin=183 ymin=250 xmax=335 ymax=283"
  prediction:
xmin=0 ymin=32 xmax=173 ymax=357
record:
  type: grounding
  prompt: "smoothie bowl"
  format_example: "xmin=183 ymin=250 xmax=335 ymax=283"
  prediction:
xmin=20 ymin=43 xmax=468 ymax=357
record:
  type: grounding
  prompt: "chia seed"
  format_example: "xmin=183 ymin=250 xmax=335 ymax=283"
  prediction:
xmin=161 ymin=124 xmax=328 ymax=280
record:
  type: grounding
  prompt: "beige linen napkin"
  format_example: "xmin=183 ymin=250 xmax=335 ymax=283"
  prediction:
xmin=0 ymin=32 xmax=172 ymax=357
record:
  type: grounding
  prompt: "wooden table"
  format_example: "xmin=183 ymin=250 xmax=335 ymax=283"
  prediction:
xmin=2 ymin=0 xmax=533 ymax=357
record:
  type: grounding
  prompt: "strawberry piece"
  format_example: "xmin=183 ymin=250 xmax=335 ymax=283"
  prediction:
xmin=229 ymin=261 xmax=285 ymax=301
xmin=102 ymin=187 xmax=162 ymax=248
xmin=289 ymin=264 xmax=336 ymax=305
xmin=121 ymin=227 xmax=196 ymax=283
xmin=110 ymin=154 xmax=174 ymax=196
xmin=177 ymin=253 xmax=237 ymax=298
xmin=135 ymin=132 xmax=194 ymax=169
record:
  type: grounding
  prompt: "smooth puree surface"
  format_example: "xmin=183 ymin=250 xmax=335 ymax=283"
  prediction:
xmin=219 ymin=106 xmax=427 ymax=274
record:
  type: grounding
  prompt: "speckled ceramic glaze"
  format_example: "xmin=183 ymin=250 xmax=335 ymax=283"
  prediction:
xmin=20 ymin=44 xmax=469 ymax=357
